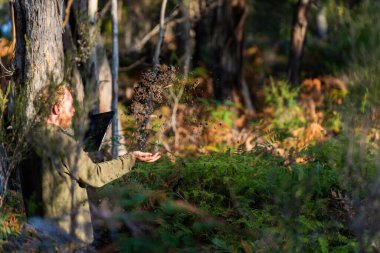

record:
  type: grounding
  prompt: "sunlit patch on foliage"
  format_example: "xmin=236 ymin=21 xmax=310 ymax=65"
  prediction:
xmin=87 ymin=140 xmax=370 ymax=252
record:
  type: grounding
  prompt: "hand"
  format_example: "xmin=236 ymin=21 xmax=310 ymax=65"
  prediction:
xmin=132 ymin=151 xmax=161 ymax=163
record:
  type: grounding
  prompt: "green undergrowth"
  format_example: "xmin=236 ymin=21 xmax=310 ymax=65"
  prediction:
xmin=1 ymin=132 xmax=377 ymax=252
xmin=96 ymin=136 xmax=377 ymax=253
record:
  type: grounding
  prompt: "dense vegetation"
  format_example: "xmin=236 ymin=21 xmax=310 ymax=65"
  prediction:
xmin=1 ymin=0 xmax=380 ymax=252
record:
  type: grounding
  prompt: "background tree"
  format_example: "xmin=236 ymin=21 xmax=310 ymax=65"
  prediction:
xmin=194 ymin=0 xmax=250 ymax=108
xmin=287 ymin=0 xmax=314 ymax=86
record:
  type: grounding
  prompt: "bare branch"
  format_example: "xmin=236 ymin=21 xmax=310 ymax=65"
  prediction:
xmin=129 ymin=9 xmax=180 ymax=53
xmin=99 ymin=0 xmax=111 ymax=20
xmin=119 ymin=57 xmax=147 ymax=72
xmin=62 ymin=0 xmax=74 ymax=29
xmin=153 ymin=0 xmax=169 ymax=70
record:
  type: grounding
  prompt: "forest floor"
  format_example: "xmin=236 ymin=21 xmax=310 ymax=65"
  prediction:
xmin=1 ymin=77 xmax=379 ymax=252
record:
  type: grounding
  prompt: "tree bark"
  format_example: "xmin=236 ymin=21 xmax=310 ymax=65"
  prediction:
xmin=287 ymin=0 xmax=313 ymax=86
xmin=87 ymin=0 xmax=99 ymax=111
xmin=14 ymin=0 xmax=65 ymax=119
xmin=195 ymin=0 xmax=248 ymax=106
xmin=153 ymin=0 xmax=168 ymax=71
xmin=111 ymin=0 xmax=119 ymax=158
xmin=62 ymin=25 xmax=84 ymax=105
xmin=69 ymin=0 xmax=99 ymax=114
xmin=4 ymin=0 xmax=64 ymax=207
xmin=177 ymin=0 xmax=193 ymax=77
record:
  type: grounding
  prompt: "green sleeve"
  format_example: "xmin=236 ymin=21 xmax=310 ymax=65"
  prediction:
xmin=59 ymin=130 xmax=136 ymax=187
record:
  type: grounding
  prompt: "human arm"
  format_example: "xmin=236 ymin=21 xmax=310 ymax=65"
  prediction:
xmin=55 ymin=130 xmax=136 ymax=187
xmin=68 ymin=151 xmax=160 ymax=187
xmin=65 ymin=148 xmax=136 ymax=188
xmin=49 ymin=127 xmax=160 ymax=188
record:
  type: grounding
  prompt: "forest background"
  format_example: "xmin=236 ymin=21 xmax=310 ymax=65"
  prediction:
xmin=1 ymin=0 xmax=380 ymax=252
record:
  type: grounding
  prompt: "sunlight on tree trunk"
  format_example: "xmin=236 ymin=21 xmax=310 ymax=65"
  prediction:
xmin=287 ymin=0 xmax=314 ymax=86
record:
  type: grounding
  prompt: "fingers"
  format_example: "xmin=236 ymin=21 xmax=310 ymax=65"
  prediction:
xmin=132 ymin=151 xmax=161 ymax=162
xmin=132 ymin=151 xmax=152 ymax=157
xmin=145 ymin=152 xmax=161 ymax=162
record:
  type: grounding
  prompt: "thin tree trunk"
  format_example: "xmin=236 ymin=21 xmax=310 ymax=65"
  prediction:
xmin=97 ymin=42 xmax=127 ymax=156
xmin=153 ymin=0 xmax=168 ymax=71
xmin=316 ymin=5 xmax=327 ymax=40
xmin=0 ymin=145 xmax=9 ymax=207
xmin=287 ymin=0 xmax=313 ymax=86
xmin=178 ymin=0 xmax=192 ymax=78
xmin=111 ymin=0 xmax=119 ymax=158
xmin=88 ymin=0 xmax=100 ymax=112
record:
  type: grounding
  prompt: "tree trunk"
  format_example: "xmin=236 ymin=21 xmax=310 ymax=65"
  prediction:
xmin=177 ymin=0 xmax=193 ymax=77
xmin=87 ymin=0 xmax=99 ymax=112
xmin=72 ymin=0 xmax=99 ymax=111
xmin=111 ymin=0 xmax=119 ymax=158
xmin=14 ymin=0 xmax=65 ymax=119
xmin=287 ymin=0 xmax=313 ymax=86
xmin=195 ymin=0 xmax=248 ymax=106
xmin=4 ymin=0 xmax=64 ymax=207
xmin=316 ymin=5 xmax=327 ymax=40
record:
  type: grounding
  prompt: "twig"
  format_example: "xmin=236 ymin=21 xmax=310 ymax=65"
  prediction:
xmin=118 ymin=57 xmax=146 ymax=72
xmin=153 ymin=0 xmax=169 ymax=71
xmin=129 ymin=8 xmax=179 ymax=53
xmin=99 ymin=0 xmax=112 ymax=20
xmin=62 ymin=0 xmax=74 ymax=29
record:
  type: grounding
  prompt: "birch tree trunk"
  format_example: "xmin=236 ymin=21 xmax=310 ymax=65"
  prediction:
xmin=287 ymin=0 xmax=313 ymax=86
xmin=111 ymin=0 xmax=119 ymax=158
xmin=87 ymin=0 xmax=99 ymax=111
